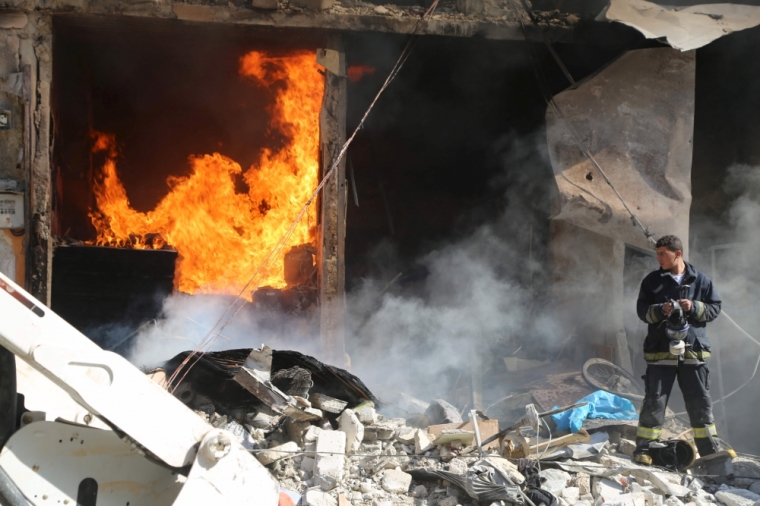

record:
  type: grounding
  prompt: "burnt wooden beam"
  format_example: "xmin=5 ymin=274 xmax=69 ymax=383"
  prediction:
xmin=318 ymin=36 xmax=348 ymax=367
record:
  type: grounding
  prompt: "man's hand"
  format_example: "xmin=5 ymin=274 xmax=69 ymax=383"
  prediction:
xmin=679 ymin=299 xmax=693 ymax=312
xmin=662 ymin=302 xmax=673 ymax=316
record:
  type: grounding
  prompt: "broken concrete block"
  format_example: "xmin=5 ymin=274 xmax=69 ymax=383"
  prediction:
xmin=715 ymin=488 xmax=760 ymax=506
xmin=539 ymin=468 xmax=572 ymax=495
xmin=562 ymin=487 xmax=580 ymax=503
xmin=448 ymin=458 xmax=468 ymax=475
xmin=425 ymin=399 xmax=463 ymax=424
xmin=414 ymin=430 xmax=433 ymax=455
xmin=338 ymin=409 xmax=364 ymax=453
xmin=256 ymin=441 xmax=299 ymax=465
xmin=618 ymin=438 xmax=637 ymax=457
xmin=363 ymin=422 xmax=396 ymax=441
xmin=311 ymin=393 xmax=348 ymax=414
xmin=381 ymin=469 xmax=412 ymax=494
xmin=484 ymin=457 xmax=525 ymax=485
xmin=305 ymin=489 xmax=338 ymax=506
xmin=315 ymin=430 xmax=346 ymax=481
xmin=301 ymin=456 xmax=315 ymax=473
xmin=396 ymin=426 xmax=416 ymax=444
xmin=314 ymin=473 xmax=338 ymax=491
xmin=604 ymin=492 xmax=649 ymax=506
xmin=592 ymin=477 xmax=625 ymax=502
xmin=304 ymin=425 xmax=322 ymax=444
xmin=356 ymin=406 xmax=377 ymax=424
xmin=576 ymin=473 xmax=591 ymax=496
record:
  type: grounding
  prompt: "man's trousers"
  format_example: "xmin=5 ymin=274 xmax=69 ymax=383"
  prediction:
xmin=635 ymin=363 xmax=719 ymax=457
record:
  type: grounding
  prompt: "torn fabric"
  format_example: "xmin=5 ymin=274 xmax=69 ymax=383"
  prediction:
xmin=597 ymin=0 xmax=760 ymax=51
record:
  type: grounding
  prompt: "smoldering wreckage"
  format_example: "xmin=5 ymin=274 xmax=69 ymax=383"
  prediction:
xmin=5 ymin=0 xmax=760 ymax=504
xmin=3 ymin=273 xmax=760 ymax=506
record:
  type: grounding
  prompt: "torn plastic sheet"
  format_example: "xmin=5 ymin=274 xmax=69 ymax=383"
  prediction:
xmin=597 ymin=0 xmax=760 ymax=52
xmin=409 ymin=460 xmax=525 ymax=503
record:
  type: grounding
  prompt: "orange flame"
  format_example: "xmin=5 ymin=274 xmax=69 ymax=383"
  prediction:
xmin=88 ymin=51 xmax=324 ymax=296
xmin=347 ymin=65 xmax=376 ymax=83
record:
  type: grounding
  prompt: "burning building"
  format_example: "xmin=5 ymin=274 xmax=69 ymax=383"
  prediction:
xmin=3 ymin=0 xmax=760 ymax=460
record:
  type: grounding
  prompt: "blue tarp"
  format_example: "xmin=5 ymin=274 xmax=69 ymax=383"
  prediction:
xmin=551 ymin=390 xmax=639 ymax=433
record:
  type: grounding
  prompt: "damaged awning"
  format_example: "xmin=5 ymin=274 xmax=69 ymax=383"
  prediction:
xmin=597 ymin=0 xmax=760 ymax=51
xmin=547 ymin=47 xmax=694 ymax=250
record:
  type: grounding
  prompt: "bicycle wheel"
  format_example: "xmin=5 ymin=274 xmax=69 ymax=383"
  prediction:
xmin=582 ymin=358 xmax=645 ymax=402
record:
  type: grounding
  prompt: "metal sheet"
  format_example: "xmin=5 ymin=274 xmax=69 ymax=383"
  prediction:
xmin=598 ymin=0 xmax=760 ymax=52
xmin=547 ymin=47 xmax=695 ymax=251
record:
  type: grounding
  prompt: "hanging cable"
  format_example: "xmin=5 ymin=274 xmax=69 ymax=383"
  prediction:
xmin=509 ymin=0 xmax=656 ymax=246
xmin=167 ymin=0 xmax=442 ymax=392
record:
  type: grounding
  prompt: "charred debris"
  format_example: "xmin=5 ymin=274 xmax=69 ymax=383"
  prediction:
xmin=150 ymin=348 xmax=760 ymax=506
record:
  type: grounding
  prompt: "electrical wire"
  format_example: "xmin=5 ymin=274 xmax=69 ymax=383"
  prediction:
xmin=512 ymin=0 xmax=760 ymax=414
xmin=167 ymin=0 xmax=442 ymax=392
xmin=669 ymin=312 xmax=760 ymax=415
xmin=508 ymin=0 xmax=656 ymax=247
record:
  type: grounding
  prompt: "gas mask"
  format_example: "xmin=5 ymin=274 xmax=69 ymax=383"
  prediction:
xmin=666 ymin=285 xmax=690 ymax=356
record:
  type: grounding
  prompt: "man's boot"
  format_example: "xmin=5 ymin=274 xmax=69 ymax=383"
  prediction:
xmin=634 ymin=437 xmax=655 ymax=466
xmin=633 ymin=449 xmax=652 ymax=466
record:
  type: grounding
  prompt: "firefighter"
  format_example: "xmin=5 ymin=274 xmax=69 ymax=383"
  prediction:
xmin=634 ymin=235 xmax=723 ymax=465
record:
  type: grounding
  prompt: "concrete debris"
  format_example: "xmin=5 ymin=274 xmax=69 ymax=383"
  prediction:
xmin=256 ymin=441 xmax=300 ymax=465
xmin=618 ymin=438 xmax=636 ymax=458
xmin=715 ymin=487 xmax=760 ymax=506
xmin=380 ymin=469 xmax=413 ymax=494
xmin=539 ymin=468 xmax=572 ymax=495
xmin=577 ymin=472 xmax=592 ymax=496
xmin=305 ymin=489 xmax=338 ymax=506
xmin=311 ymin=393 xmax=349 ymax=414
xmin=562 ymin=486 xmax=581 ymax=503
xmin=160 ymin=347 xmax=725 ymax=506
xmin=338 ymin=409 xmax=364 ymax=453
xmin=414 ymin=429 xmax=434 ymax=455
xmin=356 ymin=406 xmax=378 ymax=424
xmin=592 ymin=477 xmax=625 ymax=501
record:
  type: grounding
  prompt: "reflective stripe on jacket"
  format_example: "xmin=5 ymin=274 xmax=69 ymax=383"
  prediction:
xmin=636 ymin=262 xmax=721 ymax=364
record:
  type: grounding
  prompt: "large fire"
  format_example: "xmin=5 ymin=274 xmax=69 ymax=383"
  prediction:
xmin=88 ymin=51 xmax=323 ymax=296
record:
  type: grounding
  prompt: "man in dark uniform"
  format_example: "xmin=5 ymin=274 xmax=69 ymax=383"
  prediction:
xmin=634 ymin=235 xmax=723 ymax=465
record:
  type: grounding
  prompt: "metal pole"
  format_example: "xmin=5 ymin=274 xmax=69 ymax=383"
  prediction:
xmin=709 ymin=244 xmax=735 ymax=441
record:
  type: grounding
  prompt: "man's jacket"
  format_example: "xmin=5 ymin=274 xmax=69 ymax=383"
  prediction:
xmin=636 ymin=262 xmax=721 ymax=365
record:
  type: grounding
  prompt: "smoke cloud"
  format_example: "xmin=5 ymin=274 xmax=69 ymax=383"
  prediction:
xmin=126 ymin=130 xmax=561 ymax=405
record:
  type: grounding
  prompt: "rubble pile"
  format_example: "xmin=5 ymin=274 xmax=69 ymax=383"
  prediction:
xmin=159 ymin=348 xmax=760 ymax=506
